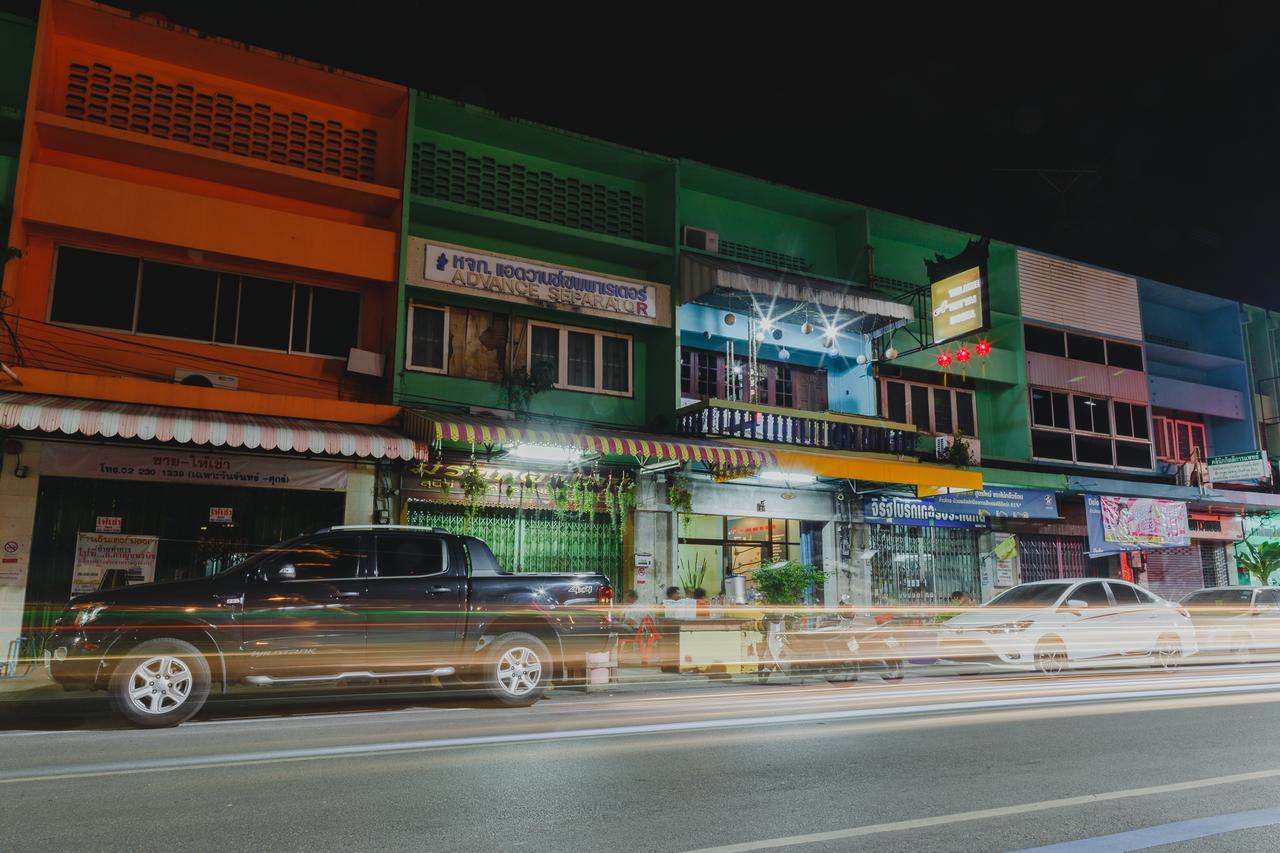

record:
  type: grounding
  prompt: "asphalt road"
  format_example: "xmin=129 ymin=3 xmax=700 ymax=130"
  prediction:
xmin=4 ymin=665 xmax=1280 ymax=852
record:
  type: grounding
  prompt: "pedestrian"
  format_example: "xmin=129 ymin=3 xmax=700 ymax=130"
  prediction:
xmin=662 ymin=585 xmax=684 ymax=619
xmin=618 ymin=589 xmax=649 ymax=630
xmin=693 ymin=587 xmax=710 ymax=618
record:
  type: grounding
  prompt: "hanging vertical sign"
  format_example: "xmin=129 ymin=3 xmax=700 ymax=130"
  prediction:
xmin=925 ymin=237 xmax=991 ymax=346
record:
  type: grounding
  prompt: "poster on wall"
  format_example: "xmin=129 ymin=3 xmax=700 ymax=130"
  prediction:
xmin=1084 ymin=495 xmax=1190 ymax=558
xmin=70 ymin=533 xmax=159 ymax=597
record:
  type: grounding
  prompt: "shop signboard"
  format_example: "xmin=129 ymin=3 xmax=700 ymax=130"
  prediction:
xmin=1207 ymin=451 xmax=1269 ymax=483
xmin=41 ymin=444 xmax=348 ymax=491
xmin=931 ymin=488 xmax=1058 ymax=520
xmin=863 ymin=488 xmax=1056 ymax=528
xmin=407 ymin=237 xmax=671 ymax=328
xmin=1084 ymin=495 xmax=1190 ymax=558
xmin=862 ymin=494 xmax=988 ymax=528
xmin=992 ymin=533 xmax=1017 ymax=588
xmin=95 ymin=516 xmax=122 ymax=533
xmin=1 ymin=539 xmax=21 ymax=584
xmin=930 ymin=266 xmax=989 ymax=345
xmin=70 ymin=533 xmax=158 ymax=597
xmin=209 ymin=507 xmax=234 ymax=524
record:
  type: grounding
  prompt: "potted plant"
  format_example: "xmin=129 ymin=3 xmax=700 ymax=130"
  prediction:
xmin=1236 ymin=538 xmax=1280 ymax=587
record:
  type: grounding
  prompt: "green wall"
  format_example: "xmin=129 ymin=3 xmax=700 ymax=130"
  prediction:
xmin=868 ymin=211 xmax=1031 ymax=463
xmin=397 ymin=94 xmax=680 ymax=431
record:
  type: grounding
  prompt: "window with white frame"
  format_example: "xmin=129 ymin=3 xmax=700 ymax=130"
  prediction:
xmin=528 ymin=322 xmax=632 ymax=396
xmin=406 ymin=303 xmax=449 ymax=373
xmin=49 ymin=245 xmax=360 ymax=358
xmin=1029 ymin=386 xmax=1152 ymax=469
xmin=882 ymin=379 xmax=977 ymax=438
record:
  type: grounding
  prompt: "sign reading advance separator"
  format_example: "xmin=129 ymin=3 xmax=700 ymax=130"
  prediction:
xmin=41 ymin=444 xmax=349 ymax=491
xmin=406 ymin=238 xmax=671 ymax=328
xmin=1208 ymin=451 xmax=1270 ymax=483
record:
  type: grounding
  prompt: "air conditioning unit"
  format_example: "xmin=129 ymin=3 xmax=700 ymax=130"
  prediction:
xmin=935 ymin=434 xmax=981 ymax=464
xmin=174 ymin=368 xmax=239 ymax=390
xmin=346 ymin=348 xmax=385 ymax=378
xmin=682 ymin=225 xmax=720 ymax=253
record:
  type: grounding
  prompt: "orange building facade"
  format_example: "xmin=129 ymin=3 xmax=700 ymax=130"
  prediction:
xmin=0 ymin=1 xmax=417 ymax=656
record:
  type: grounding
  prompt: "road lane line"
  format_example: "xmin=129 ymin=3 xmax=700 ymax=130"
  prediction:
xmin=2 ymin=681 xmax=1279 ymax=784
xmin=681 ymin=777 xmax=1280 ymax=853
xmin=1012 ymin=806 xmax=1280 ymax=851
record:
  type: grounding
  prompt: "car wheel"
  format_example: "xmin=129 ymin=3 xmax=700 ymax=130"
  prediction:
xmin=485 ymin=632 xmax=551 ymax=706
xmin=1228 ymin=634 xmax=1254 ymax=664
xmin=1155 ymin=633 xmax=1183 ymax=672
xmin=880 ymin=659 xmax=906 ymax=682
xmin=108 ymin=638 xmax=211 ymax=728
xmin=1034 ymin=638 xmax=1068 ymax=677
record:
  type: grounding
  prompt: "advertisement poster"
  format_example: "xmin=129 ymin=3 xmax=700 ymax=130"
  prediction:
xmin=1085 ymin=495 xmax=1190 ymax=558
xmin=42 ymin=444 xmax=348 ymax=491
xmin=1207 ymin=451 xmax=1270 ymax=483
xmin=992 ymin=533 xmax=1018 ymax=587
xmin=70 ymin=533 xmax=159 ymax=597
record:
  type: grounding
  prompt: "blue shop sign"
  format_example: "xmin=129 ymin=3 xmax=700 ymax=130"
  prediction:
xmin=863 ymin=488 xmax=1059 ymax=528
xmin=931 ymin=488 xmax=1059 ymax=520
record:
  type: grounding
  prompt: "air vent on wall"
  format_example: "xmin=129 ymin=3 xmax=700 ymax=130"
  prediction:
xmin=682 ymin=225 xmax=720 ymax=253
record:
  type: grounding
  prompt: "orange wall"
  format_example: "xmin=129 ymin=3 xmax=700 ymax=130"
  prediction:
xmin=1 ymin=0 xmax=408 ymax=411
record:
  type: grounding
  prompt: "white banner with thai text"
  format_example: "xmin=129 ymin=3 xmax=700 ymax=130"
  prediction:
xmin=71 ymin=533 xmax=158 ymax=597
xmin=42 ymin=444 xmax=349 ymax=491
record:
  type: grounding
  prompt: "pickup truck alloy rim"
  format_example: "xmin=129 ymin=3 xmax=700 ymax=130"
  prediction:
xmin=496 ymin=646 xmax=542 ymax=697
xmin=126 ymin=655 xmax=193 ymax=715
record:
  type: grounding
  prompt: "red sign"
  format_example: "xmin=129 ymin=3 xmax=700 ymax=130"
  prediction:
xmin=209 ymin=507 xmax=234 ymax=524
xmin=95 ymin=516 xmax=123 ymax=534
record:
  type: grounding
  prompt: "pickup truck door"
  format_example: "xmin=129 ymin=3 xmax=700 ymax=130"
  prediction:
xmin=359 ymin=533 xmax=466 ymax=671
xmin=236 ymin=535 xmax=367 ymax=677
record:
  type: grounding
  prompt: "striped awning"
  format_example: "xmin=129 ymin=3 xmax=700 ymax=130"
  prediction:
xmin=404 ymin=409 xmax=774 ymax=469
xmin=0 ymin=393 xmax=427 ymax=461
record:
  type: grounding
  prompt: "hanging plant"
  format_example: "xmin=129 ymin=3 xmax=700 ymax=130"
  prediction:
xmin=460 ymin=464 xmax=489 ymax=534
xmin=667 ymin=474 xmax=693 ymax=532
xmin=603 ymin=475 xmax=636 ymax=545
xmin=944 ymin=433 xmax=975 ymax=467
xmin=548 ymin=475 xmax=570 ymax=519
xmin=501 ymin=364 xmax=556 ymax=416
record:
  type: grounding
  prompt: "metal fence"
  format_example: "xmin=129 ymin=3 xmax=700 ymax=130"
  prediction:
xmin=868 ymin=524 xmax=980 ymax=606
xmin=406 ymin=504 xmax=621 ymax=587
xmin=1017 ymin=534 xmax=1089 ymax=583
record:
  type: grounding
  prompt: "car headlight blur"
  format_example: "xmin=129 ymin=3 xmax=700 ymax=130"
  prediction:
xmin=69 ymin=602 xmax=107 ymax=626
xmin=985 ymin=620 xmax=1033 ymax=635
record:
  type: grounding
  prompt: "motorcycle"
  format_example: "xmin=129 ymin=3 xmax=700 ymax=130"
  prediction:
xmin=753 ymin=606 xmax=910 ymax=684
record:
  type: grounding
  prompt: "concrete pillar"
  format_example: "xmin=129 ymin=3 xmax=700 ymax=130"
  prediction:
xmin=343 ymin=462 xmax=377 ymax=525
xmin=0 ymin=441 xmax=42 ymax=664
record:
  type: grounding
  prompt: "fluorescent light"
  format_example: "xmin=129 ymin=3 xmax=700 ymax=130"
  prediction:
xmin=509 ymin=444 xmax=583 ymax=464
xmin=640 ymin=458 xmax=681 ymax=473
xmin=760 ymin=471 xmax=818 ymax=485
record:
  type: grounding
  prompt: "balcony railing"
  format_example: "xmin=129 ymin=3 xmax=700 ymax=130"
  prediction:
xmin=677 ymin=399 xmax=917 ymax=455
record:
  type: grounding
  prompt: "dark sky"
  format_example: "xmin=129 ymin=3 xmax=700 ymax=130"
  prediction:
xmin=7 ymin=2 xmax=1279 ymax=307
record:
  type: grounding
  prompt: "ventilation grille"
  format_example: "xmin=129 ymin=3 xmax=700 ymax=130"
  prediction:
xmin=410 ymin=142 xmax=646 ymax=242
xmin=63 ymin=61 xmax=379 ymax=183
xmin=717 ymin=239 xmax=810 ymax=273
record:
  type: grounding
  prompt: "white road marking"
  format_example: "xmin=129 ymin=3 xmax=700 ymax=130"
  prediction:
xmin=1 ymin=680 xmax=1279 ymax=783
xmin=681 ymin=775 xmax=1280 ymax=853
xmin=1013 ymin=806 xmax=1280 ymax=851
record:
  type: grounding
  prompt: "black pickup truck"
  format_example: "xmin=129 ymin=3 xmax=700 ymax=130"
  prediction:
xmin=44 ymin=525 xmax=615 ymax=727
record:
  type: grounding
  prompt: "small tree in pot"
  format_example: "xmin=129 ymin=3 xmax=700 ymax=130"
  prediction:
xmin=751 ymin=561 xmax=828 ymax=609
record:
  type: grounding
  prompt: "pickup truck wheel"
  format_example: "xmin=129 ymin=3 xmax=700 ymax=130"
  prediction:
xmin=485 ymin=632 xmax=550 ymax=706
xmin=108 ymin=638 xmax=211 ymax=728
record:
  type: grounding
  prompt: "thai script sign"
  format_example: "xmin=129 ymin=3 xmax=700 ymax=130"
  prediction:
xmin=407 ymin=238 xmax=671 ymax=327
xmin=1085 ymin=494 xmax=1190 ymax=558
xmin=930 ymin=266 xmax=988 ymax=344
xmin=1207 ymin=451 xmax=1269 ymax=483
xmin=71 ymin=533 xmax=158 ymax=597
xmin=42 ymin=444 xmax=349 ymax=491
xmin=863 ymin=487 xmax=1058 ymax=528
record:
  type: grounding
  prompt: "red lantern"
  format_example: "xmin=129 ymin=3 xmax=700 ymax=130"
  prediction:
xmin=954 ymin=346 xmax=972 ymax=379
xmin=937 ymin=350 xmax=953 ymax=385
xmin=975 ymin=339 xmax=992 ymax=378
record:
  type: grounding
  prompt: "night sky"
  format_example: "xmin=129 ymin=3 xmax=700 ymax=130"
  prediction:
xmin=6 ymin=2 xmax=1278 ymax=308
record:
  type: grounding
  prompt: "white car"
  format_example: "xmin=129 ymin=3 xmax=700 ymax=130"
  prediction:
xmin=1180 ymin=586 xmax=1280 ymax=661
xmin=939 ymin=578 xmax=1198 ymax=675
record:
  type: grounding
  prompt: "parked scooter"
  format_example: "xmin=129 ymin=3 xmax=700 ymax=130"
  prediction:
xmin=753 ymin=600 xmax=909 ymax=684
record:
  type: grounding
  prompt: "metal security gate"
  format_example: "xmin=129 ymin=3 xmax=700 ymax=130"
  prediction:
xmin=868 ymin=524 xmax=979 ymax=605
xmin=1199 ymin=541 xmax=1229 ymax=588
xmin=406 ymin=503 xmax=621 ymax=587
xmin=1017 ymin=534 xmax=1088 ymax=583
xmin=1144 ymin=546 xmax=1204 ymax=602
